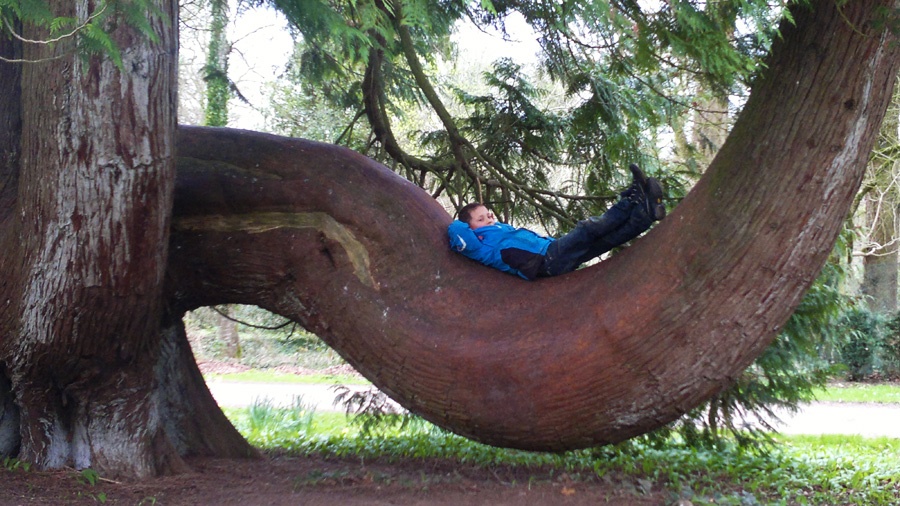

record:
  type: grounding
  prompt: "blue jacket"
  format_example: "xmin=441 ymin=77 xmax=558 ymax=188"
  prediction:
xmin=448 ymin=220 xmax=554 ymax=279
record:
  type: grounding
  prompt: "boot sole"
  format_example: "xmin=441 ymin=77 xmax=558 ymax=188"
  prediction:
xmin=645 ymin=177 xmax=666 ymax=221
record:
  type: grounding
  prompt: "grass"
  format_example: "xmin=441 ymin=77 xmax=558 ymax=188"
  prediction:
xmin=223 ymin=399 xmax=900 ymax=506
xmin=813 ymin=382 xmax=900 ymax=403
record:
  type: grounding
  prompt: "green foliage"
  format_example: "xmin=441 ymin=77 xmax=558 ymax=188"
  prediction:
xmin=78 ymin=468 xmax=99 ymax=486
xmin=257 ymin=0 xmax=787 ymax=228
xmin=0 ymin=0 xmax=164 ymax=67
xmin=73 ymin=468 xmax=108 ymax=503
xmin=838 ymin=307 xmax=884 ymax=380
xmin=830 ymin=307 xmax=900 ymax=381
xmin=880 ymin=312 xmax=900 ymax=377
xmin=264 ymin=46 xmax=369 ymax=145
xmin=229 ymin=397 xmax=316 ymax=447
xmin=331 ymin=385 xmax=413 ymax=437
xmin=2 ymin=456 xmax=31 ymax=472
xmin=0 ymin=0 xmax=53 ymax=27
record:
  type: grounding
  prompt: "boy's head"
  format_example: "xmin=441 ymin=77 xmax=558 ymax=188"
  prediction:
xmin=458 ymin=203 xmax=496 ymax=230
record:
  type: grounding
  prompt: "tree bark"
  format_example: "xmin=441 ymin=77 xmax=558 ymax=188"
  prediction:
xmin=862 ymin=196 xmax=898 ymax=313
xmin=1 ymin=0 xmax=187 ymax=478
xmin=0 ymin=14 xmax=24 ymax=463
xmin=216 ymin=306 xmax=242 ymax=358
xmin=156 ymin=317 xmax=258 ymax=458
xmin=0 ymin=372 xmax=18 ymax=457
xmin=167 ymin=0 xmax=898 ymax=451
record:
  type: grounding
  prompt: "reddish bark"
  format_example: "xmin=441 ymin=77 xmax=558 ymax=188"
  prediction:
xmin=0 ymin=0 xmax=189 ymax=478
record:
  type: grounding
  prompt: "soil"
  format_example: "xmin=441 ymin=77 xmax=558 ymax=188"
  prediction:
xmin=1 ymin=453 xmax=675 ymax=505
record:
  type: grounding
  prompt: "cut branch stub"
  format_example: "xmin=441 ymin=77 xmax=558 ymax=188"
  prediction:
xmin=168 ymin=1 xmax=900 ymax=451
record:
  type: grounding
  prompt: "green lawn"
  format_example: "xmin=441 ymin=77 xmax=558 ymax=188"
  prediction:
xmin=813 ymin=382 xmax=900 ymax=403
xmin=221 ymin=402 xmax=900 ymax=506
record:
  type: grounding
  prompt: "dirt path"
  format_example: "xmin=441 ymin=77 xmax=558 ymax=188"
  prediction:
xmin=2 ymin=454 xmax=668 ymax=505
xmin=207 ymin=380 xmax=900 ymax=438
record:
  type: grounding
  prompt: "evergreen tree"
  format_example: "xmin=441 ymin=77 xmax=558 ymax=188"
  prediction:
xmin=250 ymin=0 xmax=780 ymax=228
xmin=205 ymin=0 xmax=230 ymax=127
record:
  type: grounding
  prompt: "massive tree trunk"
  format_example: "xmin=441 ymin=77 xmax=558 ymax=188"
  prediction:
xmin=10 ymin=0 xmax=180 ymax=477
xmin=167 ymin=1 xmax=900 ymax=450
xmin=1 ymin=0 xmax=192 ymax=478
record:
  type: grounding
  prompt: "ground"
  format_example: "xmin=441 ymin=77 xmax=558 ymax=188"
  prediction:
xmin=2 ymin=362 xmax=674 ymax=505
xmin=1 ymin=453 xmax=675 ymax=505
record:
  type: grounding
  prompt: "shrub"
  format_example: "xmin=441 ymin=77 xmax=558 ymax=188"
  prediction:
xmin=838 ymin=308 xmax=884 ymax=380
xmin=880 ymin=312 xmax=900 ymax=378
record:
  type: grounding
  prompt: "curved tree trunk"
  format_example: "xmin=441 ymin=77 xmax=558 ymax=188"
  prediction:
xmin=166 ymin=0 xmax=900 ymax=452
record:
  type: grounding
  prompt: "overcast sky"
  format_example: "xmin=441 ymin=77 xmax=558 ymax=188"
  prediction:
xmin=216 ymin=6 xmax=540 ymax=131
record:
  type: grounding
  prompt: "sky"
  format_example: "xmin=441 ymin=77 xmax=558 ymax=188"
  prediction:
xmin=217 ymin=6 xmax=541 ymax=131
xmin=223 ymin=6 xmax=294 ymax=131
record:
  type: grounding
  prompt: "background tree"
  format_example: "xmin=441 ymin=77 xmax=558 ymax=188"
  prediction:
xmin=858 ymin=87 xmax=900 ymax=313
xmin=205 ymin=0 xmax=231 ymax=127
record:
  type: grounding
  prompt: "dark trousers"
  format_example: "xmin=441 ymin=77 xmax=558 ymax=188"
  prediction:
xmin=538 ymin=198 xmax=652 ymax=277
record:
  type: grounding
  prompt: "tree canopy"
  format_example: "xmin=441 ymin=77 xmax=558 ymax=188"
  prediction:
xmin=251 ymin=0 xmax=785 ymax=229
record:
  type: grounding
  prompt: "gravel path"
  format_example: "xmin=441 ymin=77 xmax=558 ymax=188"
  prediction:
xmin=207 ymin=381 xmax=900 ymax=438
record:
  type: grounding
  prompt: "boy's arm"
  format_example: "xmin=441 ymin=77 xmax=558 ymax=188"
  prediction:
xmin=448 ymin=220 xmax=500 ymax=267
xmin=447 ymin=221 xmax=529 ymax=278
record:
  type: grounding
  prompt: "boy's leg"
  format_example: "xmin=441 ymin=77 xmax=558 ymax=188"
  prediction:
xmin=539 ymin=198 xmax=648 ymax=277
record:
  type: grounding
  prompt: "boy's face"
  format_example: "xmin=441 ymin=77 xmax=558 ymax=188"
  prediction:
xmin=467 ymin=205 xmax=496 ymax=229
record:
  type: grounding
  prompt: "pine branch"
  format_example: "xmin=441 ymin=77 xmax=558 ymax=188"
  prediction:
xmin=2 ymin=5 xmax=108 ymax=47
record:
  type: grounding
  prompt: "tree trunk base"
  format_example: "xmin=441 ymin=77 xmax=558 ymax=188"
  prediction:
xmin=157 ymin=316 xmax=259 ymax=459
